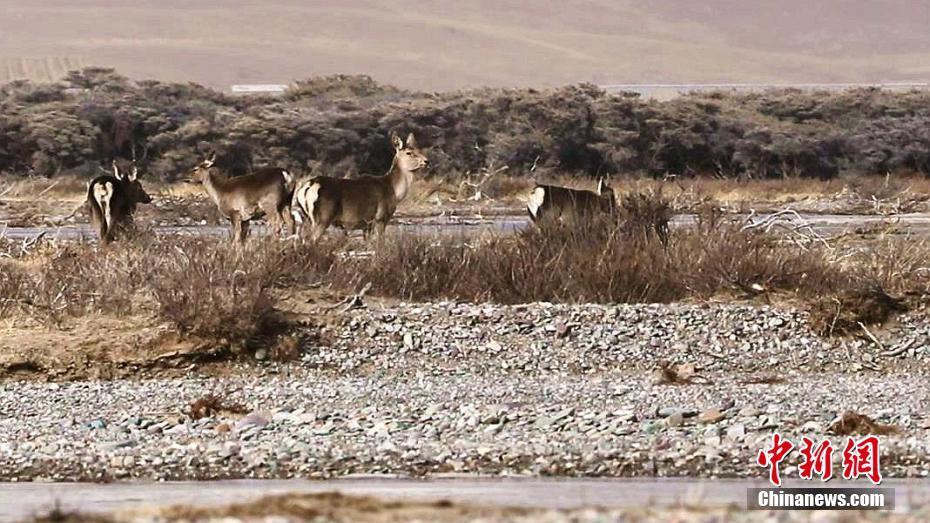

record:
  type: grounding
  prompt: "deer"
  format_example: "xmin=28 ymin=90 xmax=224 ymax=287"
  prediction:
xmin=526 ymin=178 xmax=616 ymax=225
xmin=186 ymin=153 xmax=296 ymax=244
xmin=86 ymin=160 xmax=152 ymax=245
xmin=292 ymin=132 xmax=429 ymax=240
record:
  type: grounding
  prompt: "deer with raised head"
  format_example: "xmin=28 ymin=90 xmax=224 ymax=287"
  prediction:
xmin=293 ymin=132 xmax=429 ymax=240
xmin=526 ymin=178 xmax=616 ymax=225
xmin=86 ymin=161 xmax=152 ymax=245
xmin=186 ymin=153 xmax=296 ymax=244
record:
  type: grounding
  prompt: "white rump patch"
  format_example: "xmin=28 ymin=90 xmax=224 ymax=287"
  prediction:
xmin=296 ymin=181 xmax=322 ymax=227
xmin=526 ymin=186 xmax=546 ymax=218
xmin=93 ymin=181 xmax=115 ymax=228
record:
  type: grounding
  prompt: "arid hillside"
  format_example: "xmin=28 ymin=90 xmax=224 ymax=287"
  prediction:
xmin=0 ymin=0 xmax=928 ymax=90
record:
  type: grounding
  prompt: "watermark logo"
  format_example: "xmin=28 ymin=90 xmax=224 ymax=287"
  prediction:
xmin=751 ymin=433 xmax=890 ymax=510
xmin=757 ymin=433 xmax=882 ymax=486
xmin=748 ymin=487 xmax=894 ymax=510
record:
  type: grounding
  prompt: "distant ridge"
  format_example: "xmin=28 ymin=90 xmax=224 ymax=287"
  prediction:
xmin=0 ymin=1 xmax=927 ymax=91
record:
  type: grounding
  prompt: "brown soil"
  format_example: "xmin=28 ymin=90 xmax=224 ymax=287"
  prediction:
xmin=0 ymin=313 xmax=253 ymax=381
xmin=0 ymin=287 xmax=357 ymax=382
xmin=151 ymin=492 xmax=529 ymax=523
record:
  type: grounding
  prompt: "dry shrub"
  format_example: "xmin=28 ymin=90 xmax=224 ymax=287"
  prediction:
xmin=0 ymin=261 xmax=32 ymax=317
xmin=653 ymin=361 xmax=698 ymax=385
xmin=188 ymin=393 xmax=249 ymax=420
xmin=310 ymin=192 xmax=909 ymax=332
xmin=0 ymin=234 xmax=155 ymax=324
xmin=617 ymin=189 xmax=672 ymax=243
xmin=808 ymin=288 xmax=907 ymax=336
xmin=147 ymin=237 xmax=286 ymax=342
xmin=2 ymin=233 xmax=325 ymax=356
xmin=742 ymin=374 xmax=787 ymax=385
xmin=829 ymin=411 xmax=900 ymax=436
xmin=332 ymin=203 xmax=836 ymax=305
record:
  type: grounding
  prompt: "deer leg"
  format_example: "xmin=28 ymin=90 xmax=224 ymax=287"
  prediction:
xmin=229 ymin=214 xmax=242 ymax=244
xmin=90 ymin=205 xmax=109 ymax=246
xmin=280 ymin=207 xmax=296 ymax=238
xmin=240 ymin=219 xmax=251 ymax=243
xmin=310 ymin=223 xmax=327 ymax=242
xmin=373 ymin=220 xmax=387 ymax=238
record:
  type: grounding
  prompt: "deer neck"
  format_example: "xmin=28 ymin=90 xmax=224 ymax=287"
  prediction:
xmin=202 ymin=170 xmax=228 ymax=205
xmin=386 ymin=157 xmax=414 ymax=202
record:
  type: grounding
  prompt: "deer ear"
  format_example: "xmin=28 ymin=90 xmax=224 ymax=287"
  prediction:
xmin=596 ymin=178 xmax=604 ymax=195
xmin=405 ymin=133 xmax=418 ymax=149
xmin=205 ymin=152 xmax=216 ymax=168
xmin=129 ymin=164 xmax=139 ymax=181
xmin=112 ymin=161 xmax=123 ymax=180
xmin=391 ymin=133 xmax=404 ymax=151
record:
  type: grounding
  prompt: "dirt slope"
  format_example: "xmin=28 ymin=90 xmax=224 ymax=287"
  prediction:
xmin=0 ymin=0 xmax=928 ymax=90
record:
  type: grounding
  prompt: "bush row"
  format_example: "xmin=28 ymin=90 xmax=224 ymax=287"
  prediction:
xmin=1 ymin=68 xmax=930 ymax=181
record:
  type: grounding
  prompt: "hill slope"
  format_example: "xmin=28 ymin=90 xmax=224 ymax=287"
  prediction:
xmin=0 ymin=0 xmax=927 ymax=90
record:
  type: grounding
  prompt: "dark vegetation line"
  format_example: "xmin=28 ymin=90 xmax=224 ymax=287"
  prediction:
xmin=1 ymin=68 xmax=929 ymax=181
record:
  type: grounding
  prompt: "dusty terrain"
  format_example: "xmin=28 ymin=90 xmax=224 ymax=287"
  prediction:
xmin=2 ymin=1 xmax=929 ymax=90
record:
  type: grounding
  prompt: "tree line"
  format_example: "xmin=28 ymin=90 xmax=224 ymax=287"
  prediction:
xmin=1 ymin=68 xmax=928 ymax=181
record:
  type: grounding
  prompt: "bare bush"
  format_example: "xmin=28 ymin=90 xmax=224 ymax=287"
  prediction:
xmin=147 ymin=238 xmax=286 ymax=344
xmin=2 ymin=69 xmax=930 ymax=181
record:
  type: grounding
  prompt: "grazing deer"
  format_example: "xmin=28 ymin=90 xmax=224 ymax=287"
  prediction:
xmin=293 ymin=132 xmax=429 ymax=240
xmin=86 ymin=161 xmax=152 ymax=245
xmin=187 ymin=153 xmax=297 ymax=244
xmin=526 ymin=178 xmax=616 ymax=224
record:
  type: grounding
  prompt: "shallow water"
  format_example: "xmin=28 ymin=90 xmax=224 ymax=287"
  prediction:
xmin=2 ymin=477 xmax=926 ymax=521
xmin=3 ymin=213 xmax=930 ymax=242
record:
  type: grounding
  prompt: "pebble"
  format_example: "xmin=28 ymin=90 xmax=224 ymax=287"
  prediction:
xmin=0 ymin=301 xmax=928 ymax=482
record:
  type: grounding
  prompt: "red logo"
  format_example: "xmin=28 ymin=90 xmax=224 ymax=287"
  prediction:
xmin=757 ymin=433 xmax=794 ymax=486
xmin=757 ymin=434 xmax=883 ymax=486
xmin=841 ymin=436 xmax=882 ymax=485
xmin=798 ymin=437 xmax=834 ymax=481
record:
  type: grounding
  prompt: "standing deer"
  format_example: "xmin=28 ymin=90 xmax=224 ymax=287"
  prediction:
xmin=86 ymin=161 xmax=152 ymax=245
xmin=526 ymin=178 xmax=616 ymax=225
xmin=293 ymin=132 xmax=429 ymax=240
xmin=186 ymin=153 xmax=296 ymax=244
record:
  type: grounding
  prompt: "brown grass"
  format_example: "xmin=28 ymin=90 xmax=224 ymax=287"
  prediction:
xmin=3 ymin=190 xmax=928 ymax=368
xmin=188 ymin=393 xmax=249 ymax=420
xmin=829 ymin=411 xmax=901 ymax=436
xmin=742 ymin=374 xmax=787 ymax=385
xmin=151 ymin=492 xmax=527 ymax=523
xmin=808 ymin=288 xmax=908 ymax=336
xmin=653 ymin=362 xmax=700 ymax=385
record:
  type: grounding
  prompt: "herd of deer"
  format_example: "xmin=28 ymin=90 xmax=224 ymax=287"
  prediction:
xmin=85 ymin=132 xmax=618 ymax=245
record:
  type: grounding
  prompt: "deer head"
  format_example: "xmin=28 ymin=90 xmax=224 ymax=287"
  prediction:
xmin=186 ymin=152 xmax=217 ymax=183
xmin=392 ymin=132 xmax=429 ymax=173
xmin=113 ymin=161 xmax=152 ymax=204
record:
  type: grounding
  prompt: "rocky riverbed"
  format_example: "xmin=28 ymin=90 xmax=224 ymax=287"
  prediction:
xmin=2 ymin=302 xmax=930 ymax=482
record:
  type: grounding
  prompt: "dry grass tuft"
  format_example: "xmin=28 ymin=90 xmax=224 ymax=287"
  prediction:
xmin=652 ymin=361 xmax=705 ymax=385
xmin=828 ymin=411 xmax=901 ymax=436
xmin=808 ymin=288 xmax=908 ymax=336
xmin=617 ymin=189 xmax=672 ymax=243
xmin=188 ymin=393 xmax=249 ymax=420
xmin=742 ymin=374 xmax=787 ymax=385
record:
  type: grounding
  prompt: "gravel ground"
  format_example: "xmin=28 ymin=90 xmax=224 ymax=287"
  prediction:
xmin=2 ymin=302 xmax=930 ymax=482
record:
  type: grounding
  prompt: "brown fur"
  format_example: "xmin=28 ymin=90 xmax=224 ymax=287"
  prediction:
xmin=526 ymin=181 xmax=616 ymax=225
xmin=85 ymin=163 xmax=152 ymax=245
xmin=189 ymin=157 xmax=296 ymax=244
xmin=294 ymin=132 xmax=428 ymax=240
